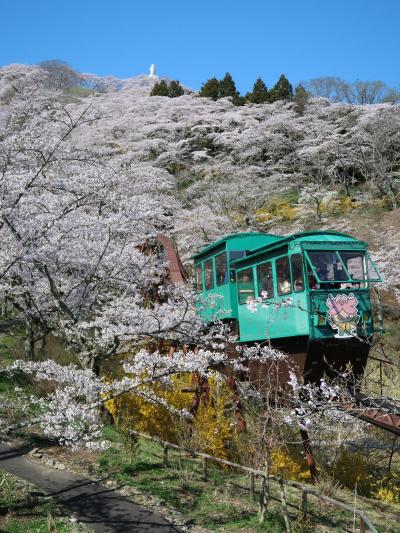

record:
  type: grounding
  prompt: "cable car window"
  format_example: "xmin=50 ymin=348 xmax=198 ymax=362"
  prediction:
xmin=307 ymin=263 xmax=318 ymax=290
xmin=256 ymin=262 xmax=274 ymax=298
xmin=204 ymin=259 xmax=214 ymax=290
xmin=307 ymin=251 xmax=349 ymax=282
xmin=195 ymin=265 xmax=203 ymax=292
xmin=365 ymin=255 xmax=381 ymax=281
xmin=216 ymin=252 xmax=228 ymax=286
xmin=291 ymin=254 xmax=304 ymax=293
xmin=339 ymin=251 xmax=366 ymax=287
xmin=237 ymin=268 xmax=255 ymax=304
xmin=276 ymin=256 xmax=291 ymax=295
xmin=229 ymin=250 xmax=246 ymax=263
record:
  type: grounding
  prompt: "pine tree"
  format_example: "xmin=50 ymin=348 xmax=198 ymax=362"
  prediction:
xmin=198 ymin=73 xmax=243 ymax=105
xmin=294 ymin=84 xmax=309 ymax=114
xmin=234 ymin=95 xmax=245 ymax=106
xmin=220 ymin=73 xmax=243 ymax=106
xmin=168 ymin=80 xmax=184 ymax=98
xmin=269 ymin=74 xmax=293 ymax=102
xmin=150 ymin=80 xmax=169 ymax=97
xmin=219 ymin=72 xmax=239 ymax=99
xmin=247 ymin=77 xmax=269 ymax=104
xmin=199 ymin=77 xmax=220 ymax=100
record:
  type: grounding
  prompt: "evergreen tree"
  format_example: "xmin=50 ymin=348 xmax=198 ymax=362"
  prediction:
xmin=294 ymin=84 xmax=309 ymax=114
xmin=247 ymin=77 xmax=269 ymax=104
xmin=234 ymin=95 xmax=246 ymax=106
xmin=219 ymin=72 xmax=239 ymax=99
xmin=150 ymin=80 xmax=169 ymax=96
xmin=269 ymin=74 xmax=294 ymax=102
xmin=198 ymin=77 xmax=220 ymax=100
xmin=199 ymin=73 xmax=243 ymax=105
xmin=168 ymin=80 xmax=184 ymax=98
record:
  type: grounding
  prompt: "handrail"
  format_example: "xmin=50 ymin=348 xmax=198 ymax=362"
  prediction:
xmin=130 ymin=429 xmax=378 ymax=533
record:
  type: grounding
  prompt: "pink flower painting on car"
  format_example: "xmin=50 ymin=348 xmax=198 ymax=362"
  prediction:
xmin=326 ymin=293 xmax=359 ymax=338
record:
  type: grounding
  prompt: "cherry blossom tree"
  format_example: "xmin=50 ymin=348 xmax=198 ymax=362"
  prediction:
xmin=0 ymin=76 xmax=193 ymax=370
xmin=0 ymin=63 xmax=399 ymax=459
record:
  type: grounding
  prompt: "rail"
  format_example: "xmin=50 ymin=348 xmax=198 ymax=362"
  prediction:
xmin=130 ymin=429 xmax=378 ymax=533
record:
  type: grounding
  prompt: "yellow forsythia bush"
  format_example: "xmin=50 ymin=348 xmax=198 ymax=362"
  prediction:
xmin=104 ymin=371 xmax=239 ymax=460
xmin=332 ymin=448 xmax=400 ymax=504
xmin=332 ymin=448 xmax=371 ymax=494
xmin=256 ymin=202 xmax=298 ymax=222
xmin=371 ymin=472 xmax=400 ymax=504
xmin=104 ymin=358 xmax=312 ymax=475
xmin=270 ymin=448 xmax=310 ymax=481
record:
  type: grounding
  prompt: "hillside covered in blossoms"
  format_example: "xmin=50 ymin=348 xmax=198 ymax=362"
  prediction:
xmin=0 ymin=61 xmax=400 ymax=530
xmin=1 ymin=63 xmax=398 ymax=285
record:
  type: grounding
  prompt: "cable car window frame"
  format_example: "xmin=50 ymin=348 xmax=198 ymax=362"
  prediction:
xmin=229 ymin=250 xmax=246 ymax=263
xmin=291 ymin=254 xmax=305 ymax=293
xmin=204 ymin=258 xmax=214 ymax=290
xmin=237 ymin=268 xmax=255 ymax=305
xmin=195 ymin=264 xmax=203 ymax=293
xmin=339 ymin=251 xmax=367 ymax=287
xmin=229 ymin=251 xmax=246 ymax=283
xmin=215 ymin=252 xmax=228 ymax=286
xmin=364 ymin=254 xmax=381 ymax=281
xmin=256 ymin=261 xmax=275 ymax=299
xmin=276 ymin=256 xmax=292 ymax=296
xmin=304 ymin=250 xmax=381 ymax=285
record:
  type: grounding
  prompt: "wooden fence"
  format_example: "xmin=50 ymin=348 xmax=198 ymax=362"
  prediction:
xmin=130 ymin=429 xmax=378 ymax=533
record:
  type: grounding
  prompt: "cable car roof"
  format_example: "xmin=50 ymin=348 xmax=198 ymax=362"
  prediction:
xmin=231 ymin=230 xmax=367 ymax=266
xmin=192 ymin=230 xmax=368 ymax=265
xmin=192 ymin=232 xmax=283 ymax=260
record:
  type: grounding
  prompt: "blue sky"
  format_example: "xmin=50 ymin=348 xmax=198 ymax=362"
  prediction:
xmin=1 ymin=0 xmax=399 ymax=93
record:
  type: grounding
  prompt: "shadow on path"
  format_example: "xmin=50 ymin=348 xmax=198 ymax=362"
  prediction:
xmin=0 ymin=443 xmax=182 ymax=533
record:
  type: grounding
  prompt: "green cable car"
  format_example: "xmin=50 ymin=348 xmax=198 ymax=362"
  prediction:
xmin=193 ymin=231 xmax=381 ymax=383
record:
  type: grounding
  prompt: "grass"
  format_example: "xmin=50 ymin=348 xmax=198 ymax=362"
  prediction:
xmin=0 ymin=330 xmax=25 ymax=364
xmin=88 ymin=429 xmax=399 ymax=532
xmin=0 ymin=368 xmax=42 ymax=429
xmin=0 ymin=325 xmax=81 ymax=367
xmin=0 ymin=470 xmax=89 ymax=532
xmin=363 ymin=322 xmax=400 ymax=398
xmin=93 ymin=433 xmax=286 ymax=531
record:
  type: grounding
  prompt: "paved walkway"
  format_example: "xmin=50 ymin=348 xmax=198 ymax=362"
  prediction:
xmin=0 ymin=443 xmax=182 ymax=533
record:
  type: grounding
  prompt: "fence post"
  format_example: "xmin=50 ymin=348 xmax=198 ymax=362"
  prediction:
xmin=202 ymin=457 xmax=208 ymax=481
xmin=360 ymin=516 xmax=366 ymax=533
xmin=258 ymin=474 xmax=269 ymax=523
xmin=279 ymin=478 xmax=291 ymax=533
xmin=249 ymin=473 xmax=255 ymax=501
xmin=163 ymin=445 xmax=169 ymax=468
xmin=301 ymin=490 xmax=308 ymax=518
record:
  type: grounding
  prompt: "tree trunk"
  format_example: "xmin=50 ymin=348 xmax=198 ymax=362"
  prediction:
xmin=300 ymin=427 xmax=318 ymax=483
xmin=39 ymin=332 xmax=47 ymax=356
xmin=387 ymin=437 xmax=397 ymax=473
xmin=258 ymin=417 xmax=271 ymax=523
xmin=24 ymin=313 xmax=35 ymax=360
xmin=1 ymin=298 xmax=8 ymax=317
xmin=374 ymin=287 xmax=384 ymax=331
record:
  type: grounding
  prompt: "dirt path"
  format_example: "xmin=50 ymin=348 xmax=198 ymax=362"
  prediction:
xmin=0 ymin=443 xmax=182 ymax=533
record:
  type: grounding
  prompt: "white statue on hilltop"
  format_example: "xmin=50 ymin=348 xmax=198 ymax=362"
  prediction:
xmin=149 ymin=64 xmax=156 ymax=78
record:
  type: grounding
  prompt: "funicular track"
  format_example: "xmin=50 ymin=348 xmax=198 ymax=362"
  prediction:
xmin=342 ymin=394 xmax=400 ymax=435
xmin=155 ymin=234 xmax=187 ymax=285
